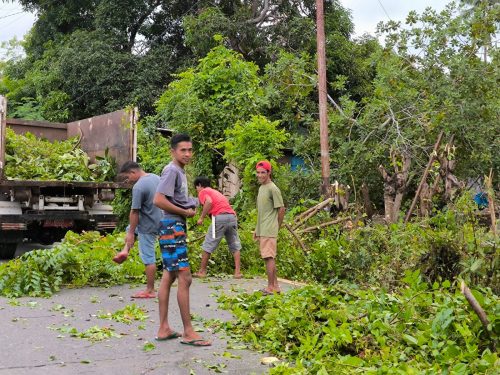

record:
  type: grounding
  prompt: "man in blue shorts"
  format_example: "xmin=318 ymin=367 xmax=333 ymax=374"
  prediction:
xmin=153 ymin=133 xmax=211 ymax=346
xmin=113 ymin=161 xmax=161 ymax=299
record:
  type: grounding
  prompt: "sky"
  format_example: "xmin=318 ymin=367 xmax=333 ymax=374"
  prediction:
xmin=0 ymin=0 xmax=449 ymax=56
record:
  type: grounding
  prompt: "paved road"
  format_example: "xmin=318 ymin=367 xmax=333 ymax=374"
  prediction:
xmin=0 ymin=276 xmax=297 ymax=374
xmin=0 ymin=243 xmax=54 ymax=265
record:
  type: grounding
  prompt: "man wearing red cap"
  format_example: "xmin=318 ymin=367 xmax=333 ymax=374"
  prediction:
xmin=253 ymin=160 xmax=285 ymax=295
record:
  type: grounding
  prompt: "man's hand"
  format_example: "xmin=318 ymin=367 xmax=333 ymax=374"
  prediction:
xmin=197 ymin=218 xmax=204 ymax=226
xmin=185 ymin=208 xmax=196 ymax=218
xmin=125 ymin=231 xmax=135 ymax=249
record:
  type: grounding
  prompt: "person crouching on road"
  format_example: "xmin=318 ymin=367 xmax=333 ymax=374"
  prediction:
xmin=193 ymin=176 xmax=242 ymax=279
xmin=113 ymin=161 xmax=161 ymax=299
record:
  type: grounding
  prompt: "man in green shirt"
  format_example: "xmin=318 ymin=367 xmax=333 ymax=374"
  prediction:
xmin=253 ymin=160 xmax=285 ymax=295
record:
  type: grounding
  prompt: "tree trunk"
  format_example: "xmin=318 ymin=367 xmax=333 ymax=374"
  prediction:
xmin=361 ymin=182 xmax=374 ymax=219
xmin=379 ymin=152 xmax=411 ymax=223
xmin=419 ymin=182 xmax=432 ymax=217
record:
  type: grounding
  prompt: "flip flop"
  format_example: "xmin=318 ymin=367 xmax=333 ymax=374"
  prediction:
xmin=131 ymin=291 xmax=157 ymax=299
xmin=180 ymin=339 xmax=211 ymax=347
xmin=112 ymin=252 xmax=128 ymax=264
xmin=155 ymin=332 xmax=181 ymax=341
xmin=259 ymin=288 xmax=281 ymax=296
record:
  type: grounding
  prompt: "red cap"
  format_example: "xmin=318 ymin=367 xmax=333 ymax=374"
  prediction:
xmin=256 ymin=160 xmax=271 ymax=172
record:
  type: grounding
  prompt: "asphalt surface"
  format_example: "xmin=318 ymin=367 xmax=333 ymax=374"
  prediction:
xmin=0 ymin=243 xmax=53 ymax=265
xmin=0 ymin=271 xmax=298 ymax=375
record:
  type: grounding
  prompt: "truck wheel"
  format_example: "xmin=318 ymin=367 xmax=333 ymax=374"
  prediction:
xmin=0 ymin=243 xmax=17 ymax=260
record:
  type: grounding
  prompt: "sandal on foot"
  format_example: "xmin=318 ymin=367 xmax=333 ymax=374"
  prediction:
xmin=155 ymin=332 xmax=181 ymax=341
xmin=259 ymin=288 xmax=281 ymax=296
xmin=180 ymin=339 xmax=211 ymax=347
xmin=131 ymin=290 xmax=157 ymax=299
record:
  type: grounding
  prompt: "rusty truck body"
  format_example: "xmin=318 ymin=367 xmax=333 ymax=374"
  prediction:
xmin=0 ymin=96 xmax=137 ymax=259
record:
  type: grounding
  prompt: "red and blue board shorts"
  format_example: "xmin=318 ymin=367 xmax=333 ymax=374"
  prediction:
xmin=159 ymin=218 xmax=189 ymax=272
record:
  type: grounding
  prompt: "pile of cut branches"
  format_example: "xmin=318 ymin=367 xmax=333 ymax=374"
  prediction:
xmin=4 ymin=128 xmax=115 ymax=181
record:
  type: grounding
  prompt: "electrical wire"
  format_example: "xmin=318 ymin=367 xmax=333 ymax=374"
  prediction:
xmin=0 ymin=10 xmax=24 ymax=20
xmin=376 ymin=0 xmax=392 ymax=21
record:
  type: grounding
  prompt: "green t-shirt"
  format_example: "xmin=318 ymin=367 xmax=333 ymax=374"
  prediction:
xmin=255 ymin=181 xmax=284 ymax=237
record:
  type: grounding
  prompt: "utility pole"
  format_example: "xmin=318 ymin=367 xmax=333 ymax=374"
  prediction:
xmin=316 ymin=0 xmax=330 ymax=195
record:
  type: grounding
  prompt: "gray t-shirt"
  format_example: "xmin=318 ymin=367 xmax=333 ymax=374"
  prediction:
xmin=131 ymin=173 xmax=162 ymax=234
xmin=156 ymin=162 xmax=197 ymax=220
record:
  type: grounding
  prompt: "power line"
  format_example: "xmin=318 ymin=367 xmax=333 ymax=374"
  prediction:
xmin=376 ymin=0 xmax=392 ymax=21
xmin=0 ymin=10 xmax=24 ymax=20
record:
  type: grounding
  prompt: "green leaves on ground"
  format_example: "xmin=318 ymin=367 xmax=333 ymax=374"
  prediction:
xmin=4 ymin=128 xmax=115 ymax=181
xmin=98 ymin=303 xmax=149 ymax=324
xmin=0 ymin=231 xmax=144 ymax=297
xmin=142 ymin=341 xmax=156 ymax=352
xmin=51 ymin=324 xmax=121 ymax=342
xmin=217 ymin=278 xmax=499 ymax=374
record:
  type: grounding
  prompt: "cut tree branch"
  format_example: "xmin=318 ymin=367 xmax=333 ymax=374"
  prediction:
xmin=292 ymin=198 xmax=333 ymax=230
xmin=298 ymin=217 xmax=351 ymax=234
xmin=461 ymin=281 xmax=496 ymax=351
xmin=284 ymin=223 xmax=308 ymax=253
xmin=404 ymin=131 xmax=444 ymax=223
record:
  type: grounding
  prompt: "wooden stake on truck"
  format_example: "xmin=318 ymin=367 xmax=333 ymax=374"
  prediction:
xmin=0 ymin=96 xmax=137 ymax=259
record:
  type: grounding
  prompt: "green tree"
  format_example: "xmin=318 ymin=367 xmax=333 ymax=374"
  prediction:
xmin=155 ymin=42 xmax=264 ymax=177
xmin=1 ymin=0 xmax=199 ymax=120
xmin=323 ymin=2 xmax=500 ymax=209
xmin=223 ymin=114 xmax=289 ymax=210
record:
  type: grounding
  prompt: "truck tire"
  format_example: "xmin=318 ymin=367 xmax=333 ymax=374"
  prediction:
xmin=0 ymin=243 xmax=17 ymax=260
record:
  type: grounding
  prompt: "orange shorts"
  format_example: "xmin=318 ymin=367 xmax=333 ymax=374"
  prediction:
xmin=258 ymin=236 xmax=277 ymax=259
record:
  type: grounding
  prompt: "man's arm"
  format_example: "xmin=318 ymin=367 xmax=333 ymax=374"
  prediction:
xmin=197 ymin=196 xmax=212 ymax=225
xmin=125 ymin=209 xmax=140 ymax=251
xmin=153 ymin=192 xmax=195 ymax=218
xmin=277 ymin=206 xmax=286 ymax=229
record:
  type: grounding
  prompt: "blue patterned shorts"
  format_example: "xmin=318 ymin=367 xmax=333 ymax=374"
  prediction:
xmin=159 ymin=218 xmax=189 ymax=272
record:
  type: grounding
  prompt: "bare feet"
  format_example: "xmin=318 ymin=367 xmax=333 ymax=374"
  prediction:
xmin=192 ymin=272 xmax=207 ymax=278
xmin=233 ymin=273 xmax=242 ymax=279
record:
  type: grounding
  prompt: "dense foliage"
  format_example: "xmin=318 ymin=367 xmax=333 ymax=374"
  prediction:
xmin=188 ymin=194 xmax=499 ymax=294
xmin=0 ymin=1 xmax=498 ymax=371
xmin=155 ymin=42 xmax=263 ymax=177
xmin=0 ymin=231 xmax=145 ymax=297
xmin=4 ymin=128 xmax=116 ymax=181
xmin=216 ymin=278 xmax=499 ymax=373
